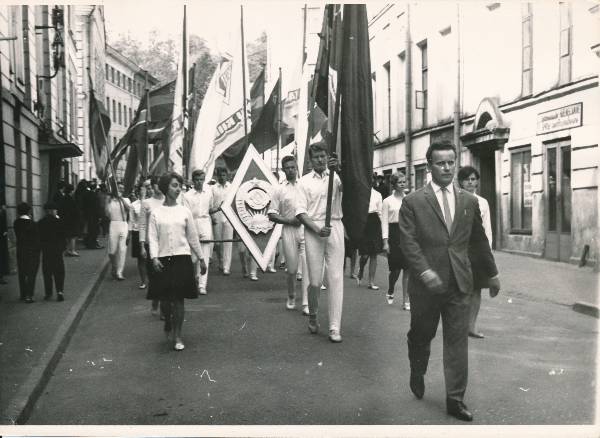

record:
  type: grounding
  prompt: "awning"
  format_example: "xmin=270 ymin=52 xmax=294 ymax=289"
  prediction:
xmin=39 ymin=141 xmax=83 ymax=158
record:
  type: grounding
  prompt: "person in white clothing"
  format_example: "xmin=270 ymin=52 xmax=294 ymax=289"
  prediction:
xmin=381 ymin=171 xmax=410 ymax=308
xmin=105 ymin=182 xmax=131 ymax=281
xmin=268 ymin=155 xmax=309 ymax=315
xmin=357 ymin=175 xmax=383 ymax=290
xmin=458 ymin=166 xmax=493 ymax=339
xmin=211 ymin=167 xmax=233 ymax=275
xmin=148 ymin=172 xmax=206 ymax=351
xmin=183 ymin=169 xmax=220 ymax=295
xmin=138 ymin=176 xmax=165 ymax=316
xmin=129 ymin=182 xmax=150 ymax=289
xmin=296 ymin=142 xmax=344 ymax=343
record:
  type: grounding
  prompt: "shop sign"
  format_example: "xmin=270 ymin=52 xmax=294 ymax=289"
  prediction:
xmin=537 ymin=103 xmax=582 ymax=135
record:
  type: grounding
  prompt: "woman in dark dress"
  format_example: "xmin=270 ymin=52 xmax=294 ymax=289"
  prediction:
xmin=357 ymin=174 xmax=384 ymax=289
xmin=147 ymin=172 xmax=206 ymax=351
xmin=58 ymin=183 xmax=80 ymax=256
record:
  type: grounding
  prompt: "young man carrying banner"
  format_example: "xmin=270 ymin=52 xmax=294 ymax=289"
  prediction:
xmin=268 ymin=155 xmax=309 ymax=315
xmin=211 ymin=167 xmax=233 ymax=275
xmin=296 ymin=142 xmax=343 ymax=343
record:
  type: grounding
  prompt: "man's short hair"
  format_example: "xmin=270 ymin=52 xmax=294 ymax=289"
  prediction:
xmin=158 ymin=172 xmax=184 ymax=196
xmin=426 ymin=141 xmax=457 ymax=163
xmin=308 ymin=141 xmax=329 ymax=158
xmin=17 ymin=202 xmax=31 ymax=216
xmin=457 ymin=166 xmax=480 ymax=183
xmin=191 ymin=169 xmax=206 ymax=179
xmin=281 ymin=155 xmax=296 ymax=168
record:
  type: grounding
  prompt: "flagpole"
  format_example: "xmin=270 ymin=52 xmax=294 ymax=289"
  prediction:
xmin=144 ymin=70 xmax=150 ymax=177
xmin=240 ymin=5 xmax=249 ymax=143
xmin=182 ymin=4 xmax=188 ymax=177
xmin=276 ymin=67 xmax=282 ymax=176
xmin=295 ymin=3 xmax=307 ymax=163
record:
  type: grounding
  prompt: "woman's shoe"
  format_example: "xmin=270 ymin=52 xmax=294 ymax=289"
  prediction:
xmin=368 ymin=284 xmax=379 ymax=290
xmin=174 ymin=340 xmax=185 ymax=351
xmin=403 ymin=302 xmax=411 ymax=311
xmin=386 ymin=294 xmax=394 ymax=304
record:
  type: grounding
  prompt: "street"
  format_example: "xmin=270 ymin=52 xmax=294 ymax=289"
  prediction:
xmin=23 ymin=252 xmax=597 ymax=425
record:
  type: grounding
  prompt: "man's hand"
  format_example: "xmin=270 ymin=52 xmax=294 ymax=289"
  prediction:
xmin=421 ymin=269 xmax=444 ymax=294
xmin=152 ymin=258 xmax=164 ymax=272
xmin=199 ymin=259 xmax=207 ymax=275
xmin=383 ymin=239 xmax=390 ymax=254
xmin=139 ymin=244 xmax=147 ymax=259
xmin=318 ymin=226 xmax=331 ymax=237
xmin=328 ymin=156 xmax=340 ymax=172
xmin=488 ymin=276 xmax=501 ymax=297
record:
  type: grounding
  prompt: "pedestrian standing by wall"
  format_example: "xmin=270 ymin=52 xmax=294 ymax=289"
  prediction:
xmin=296 ymin=142 xmax=344 ymax=343
xmin=74 ymin=180 xmax=88 ymax=240
xmin=357 ymin=174 xmax=384 ymax=290
xmin=183 ymin=169 xmax=219 ymax=295
xmin=457 ymin=166 xmax=493 ymax=339
xmin=38 ymin=202 xmax=66 ymax=301
xmin=398 ymin=141 xmax=500 ymax=421
xmin=268 ymin=155 xmax=309 ymax=314
xmin=129 ymin=182 xmax=148 ymax=289
xmin=148 ymin=172 xmax=206 ymax=351
xmin=211 ymin=167 xmax=233 ymax=275
xmin=105 ymin=182 xmax=131 ymax=281
xmin=14 ymin=202 xmax=40 ymax=303
xmin=59 ymin=183 xmax=80 ymax=257
xmin=83 ymin=179 xmax=102 ymax=249
xmin=381 ymin=171 xmax=410 ymax=308
xmin=139 ymin=176 xmax=165 ymax=316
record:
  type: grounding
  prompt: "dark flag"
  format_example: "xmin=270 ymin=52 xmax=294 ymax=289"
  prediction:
xmin=250 ymin=68 xmax=265 ymax=126
xmin=339 ymin=4 xmax=374 ymax=243
xmin=88 ymin=89 xmax=111 ymax=180
xmin=249 ymin=76 xmax=281 ymax=153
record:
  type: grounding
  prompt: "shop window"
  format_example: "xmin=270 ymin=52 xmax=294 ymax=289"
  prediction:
xmin=510 ymin=147 xmax=532 ymax=233
xmin=414 ymin=164 xmax=427 ymax=190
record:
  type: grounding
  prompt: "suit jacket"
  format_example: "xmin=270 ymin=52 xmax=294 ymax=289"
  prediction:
xmin=398 ymin=182 xmax=497 ymax=295
xmin=14 ymin=217 xmax=40 ymax=257
xmin=38 ymin=215 xmax=67 ymax=252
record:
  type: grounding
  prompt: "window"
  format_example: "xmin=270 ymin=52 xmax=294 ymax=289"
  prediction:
xmin=128 ymin=77 xmax=132 ymax=92
xmin=371 ymin=72 xmax=377 ymax=140
xmin=383 ymin=62 xmax=392 ymax=139
xmin=521 ymin=3 xmax=533 ymax=96
xmin=414 ymin=164 xmax=427 ymax=190
xmin=106 ymin=97 xmax=110 ymax=116
xmin=418 ymin=41 xmax=428 ymax=127
xmin=117 ymin=71 xmax=121 ymax=87
xmin=128 ymin=107 xmax=132 ymax=124
xmin=8 ymin=6 xmax=25 ymax=85
xmin=111 ymin=67 xmax=115 ymax=83
xmin=112 ymin=99 xmax=116 ymax=123
xmin=510 ymin=147 xmax=532 ymax=233
xmin=118 ymin=102 xmax=122 ymax=125
xmin=558 ymin=2 xmax=572 ymax=84
xmin=105 ymin=64 xmax=109 ymax=80
xmin=69 ymin=75 xmax=77 ymax=141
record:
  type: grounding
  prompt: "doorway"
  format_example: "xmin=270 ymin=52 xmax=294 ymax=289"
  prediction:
xmin=545 ymin=140 xmax=572 ymax=262
xmin=474 ymin=148 xmax=497 ymax=249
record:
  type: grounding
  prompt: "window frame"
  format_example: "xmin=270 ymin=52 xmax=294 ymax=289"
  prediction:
xmin=510 ymin=145 xmax=533 ymax=234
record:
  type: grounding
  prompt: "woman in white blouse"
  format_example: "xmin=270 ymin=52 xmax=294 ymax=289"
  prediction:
xmin=357 ymin=174 xmax=384 ymax=289
xmin=148 ymin=172 xmax=206 ymax=351
xmin=458 ymin=166 xmax=493 ymax=339
xmin=128 ymin=181 xmax=151 ymax=289
xmin=381 ymin=171 xmax=410 ymax=308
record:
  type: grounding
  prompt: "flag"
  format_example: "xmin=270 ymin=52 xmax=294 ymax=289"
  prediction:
xmin=248 ymin=76 xmax=280 ymax=153
xmin=339 ymin=4 xmax=374 ymax=243
xmin=188 ymin=10 xmax=250 ymax=180
xmin=88 ymin=88 xmax=111 ymax=180
xmin=167 ymin=5 xmax=188 ymax=174
xmin=280 ymin=60 xmax=302 ymax=144
xmin=250 ymin=68 xmax=265 ymax=125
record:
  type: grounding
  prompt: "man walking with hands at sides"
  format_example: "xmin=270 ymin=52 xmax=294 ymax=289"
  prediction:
xmin=212 ymin=167 xmax=233 ymax=275
xmin=268 ymin=155 xmax=309 ymax=315
xmin=296 ymin=142 xmax=344 ymax=343
xmin=398 ymin=141 xmax=500 ymax=422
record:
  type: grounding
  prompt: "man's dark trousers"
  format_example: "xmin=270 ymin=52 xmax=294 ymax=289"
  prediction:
xmin=42 ymin=248 xmax=65 ymax=296
xmin=17 ymin=251 xmax=40 ymax=300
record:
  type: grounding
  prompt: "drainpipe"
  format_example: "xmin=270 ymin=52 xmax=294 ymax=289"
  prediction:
xmin=453 ymin=2 xmax=461 ymax=169
xmin=405 ymin=3 xmax=413 ymax=191
xmin=86 ymin=6 xmax=96 ymax=180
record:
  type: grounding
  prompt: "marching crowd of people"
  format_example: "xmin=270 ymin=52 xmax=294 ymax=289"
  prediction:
xmin=4 ymin=139 xmax=500 ymax=421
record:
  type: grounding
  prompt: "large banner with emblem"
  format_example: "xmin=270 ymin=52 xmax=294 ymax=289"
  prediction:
xmin=221 ymin=145 xmax=282 ymax=272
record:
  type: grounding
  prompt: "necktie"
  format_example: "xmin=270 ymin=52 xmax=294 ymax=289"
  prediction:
xmin=441 ymin=187 xmax=453 ymax=232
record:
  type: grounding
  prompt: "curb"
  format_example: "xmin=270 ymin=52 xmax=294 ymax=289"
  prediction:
xmin=1 ymin=260 xmax=110 ymax=425
xmin=572 ymin=301 xmax=599 ymax=318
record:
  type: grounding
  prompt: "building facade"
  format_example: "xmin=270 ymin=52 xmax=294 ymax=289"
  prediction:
xmin=105 ymin=45 xmax=157 ymax=181
xmin=369 ymin=1 xmax=599 ymax=266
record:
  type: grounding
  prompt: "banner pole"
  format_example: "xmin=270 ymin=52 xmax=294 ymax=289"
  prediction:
xmin=240 ymin=5 xmax=249 ymax=143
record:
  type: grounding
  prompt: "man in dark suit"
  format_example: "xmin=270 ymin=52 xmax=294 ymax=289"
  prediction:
xmin=398 ymin=141 xmax=500 ymax=422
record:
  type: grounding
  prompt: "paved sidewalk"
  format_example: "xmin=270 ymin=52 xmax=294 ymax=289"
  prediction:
xmin=0 ymin=239 xmax=108 ymax=424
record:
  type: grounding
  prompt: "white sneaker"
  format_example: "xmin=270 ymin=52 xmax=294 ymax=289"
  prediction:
xmin=320 ymin=284 xmax=327 ymax=290
xmin=267 ymin=267 xmax=277 ymax=273
xmin=286 ymin=297 xmax=296 ymax=310
xmin=250 ymin=274 xmax=258 ymax=281
xmin=199 ymin=287 xmax=207 ymax=295
xmin=296 ymin=274 xmax=303 ymax=281
xmin=302 ymin=305 xmax=310 ymax=315
xmin=328 ymin=329 xmax=342 ymax=343
xmin=403 ymin=302 xmax=410 ymax=311
xmin=386 ymin=294 xmax=394 ymax=305
xmin=139 ymin=283 xmax=146 ymax=289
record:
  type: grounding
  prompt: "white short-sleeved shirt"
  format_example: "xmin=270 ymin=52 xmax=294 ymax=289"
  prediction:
xmin=368 ymin=188 xmax=383 ymax=216
xmin=148 ymin=204 xmax=203 ymax=259
xmin=183 ymin=186 xmax=214 ymax=220
xmin=268 ymin=179 xmax=302 ymax=219
xmin=106 ymin=197 xmax=131 ymax=222
xmin=296 ymin=169 xmax=343 ymax=221
xmin=212 ymin=182 xmax=231 ymax=223
xmin=381 ymin=193 xmax=404 ymax=239
xmin=129 ymin=199 xmax=142 ymax=231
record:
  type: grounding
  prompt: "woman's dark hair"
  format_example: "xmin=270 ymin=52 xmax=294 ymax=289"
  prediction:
xmin=158 ymin=172 xmax=184 ymax=196
xmin=457 ymin=166 xmax=480 ymax=183
xmin=17 ymin=202 xmax=31 ymax=216
xmin=425 ymin=141 xmax=457 ymax=163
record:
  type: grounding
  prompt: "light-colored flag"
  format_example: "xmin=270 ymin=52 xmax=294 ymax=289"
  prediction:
xmin=293 ymin=67 xmax=312 ymax=176
xmin=188 ymin=11 xmax=250 ymax=180
xmin=168 ymin=6 xmax=188 ymax=175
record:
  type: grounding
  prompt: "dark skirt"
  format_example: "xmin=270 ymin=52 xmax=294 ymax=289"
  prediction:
xmin=344 ymin=238 xmax=358 ymax=259
xmin=131 ymin=231 xmax=141 ymax=258
xmin=146 ymin=254 xmax=198 ymax=301
xmin=358 ymin=212 xmax=383 ymax=256
xmin=387 ymin=224 xmax=408 ymax=271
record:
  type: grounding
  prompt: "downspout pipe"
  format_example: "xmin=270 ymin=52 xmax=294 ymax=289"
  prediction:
xmin=404 ymin=4 xmax=413 ymax=191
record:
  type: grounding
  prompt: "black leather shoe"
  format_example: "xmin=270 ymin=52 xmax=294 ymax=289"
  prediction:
xmin=409 ymin=373 xmax=424 ymax=399
xmin=446 ymin=399 xmax=473 ymax=422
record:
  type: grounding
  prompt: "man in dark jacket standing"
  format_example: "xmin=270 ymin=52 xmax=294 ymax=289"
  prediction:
xmin=398 ymin=141 xmax=500 ymax=422
xmin=38 ymin=202 xmax=66 ymax=301
xmin=83 ymin=179 xmax=102 ymax=249
xmin=14 ymin=202 xmax=40 ymax=303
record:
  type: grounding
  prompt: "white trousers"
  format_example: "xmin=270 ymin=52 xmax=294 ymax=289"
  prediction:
xmin=108 ymin=220 xmax=128 ymax=276
xmin=282 ymin=225 xmax=308 ymax=306
xmin=193 ymin=217 xmax=213 ymax=290
xmin=213 ymin=217 xmax=233 ymax=271
xmin=304 ymin=220 xmax=344 ymax=331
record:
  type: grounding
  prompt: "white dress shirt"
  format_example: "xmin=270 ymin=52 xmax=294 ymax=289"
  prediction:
xmin=138 ymin=197 xmax=165 ymax=243
xmin=183 ymin=186 xmax=214 ymax=220
xmin=381 ymin=193 xmax=404 ymax=239
xmin=148 ymin=204 xmax=203 ymax=259
xmin=368 ymin=188 xmax=383 ymax=216
xmin=296 ymin=170 xmax=343 ymax=221
xmin=475 ymin=193 xmax=493 ymax=248
xmin=268 ymin=179 xmax=302 ymax=219
xmin=212 ymin=182 xmax=231 ymax=223
xmin=430 ymin=180 xmax=455 ymax=224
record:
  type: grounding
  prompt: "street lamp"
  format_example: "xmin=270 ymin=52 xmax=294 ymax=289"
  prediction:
xmin=36 ymin=6 xmax=65 ymax=79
